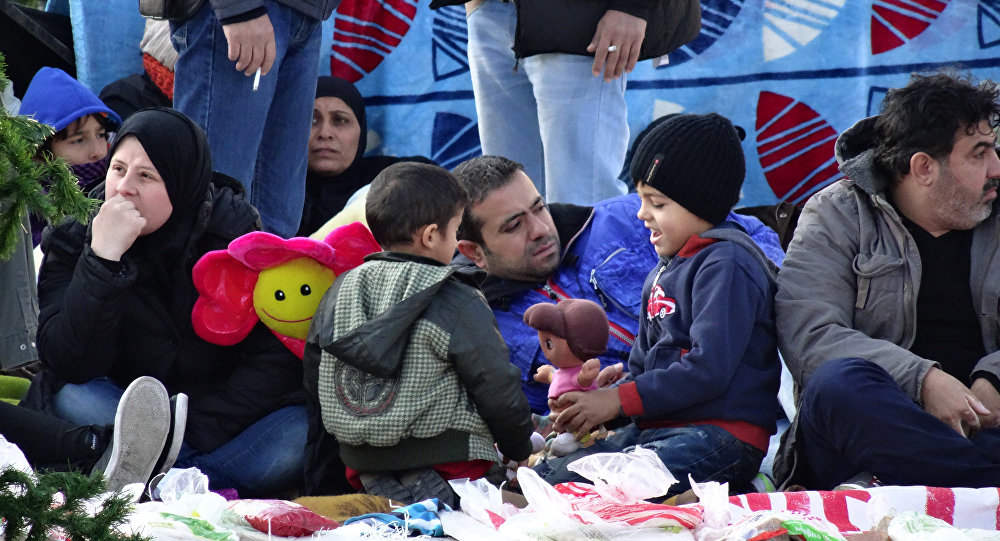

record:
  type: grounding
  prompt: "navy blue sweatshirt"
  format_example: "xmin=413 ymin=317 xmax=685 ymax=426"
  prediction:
xmin=616 ymin=222 xmax=781 ymax=451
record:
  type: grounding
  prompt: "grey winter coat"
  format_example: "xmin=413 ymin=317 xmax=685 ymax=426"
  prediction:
xmin=777 ymin=116 xmax=1000 ymax=401
xmin=772 ymin=116 xmax=1000 ymax=485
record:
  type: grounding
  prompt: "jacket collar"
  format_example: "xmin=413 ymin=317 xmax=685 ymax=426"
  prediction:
xmin=372 ymin=250 xmax=487 ymax=288
xmin=835 ymin=116 xmax=892 ymax=197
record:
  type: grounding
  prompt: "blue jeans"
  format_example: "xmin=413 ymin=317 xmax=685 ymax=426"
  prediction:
xmin=171 ymin=1 xmax=321 ymax=238
xmin=52 ymin=377 xmax=122 ymax=426
xmin=796 ymin=358 xmax=1000 ymax=489
xmin=52 ymin=379 xmax=308 ymax=496
xmin=466 ymin=0 xmax=629 ymax=205
xmin=174 ymin=405 xmax=308 ymax=497
xmin=533 ymin=423 xmax=764 ymax=498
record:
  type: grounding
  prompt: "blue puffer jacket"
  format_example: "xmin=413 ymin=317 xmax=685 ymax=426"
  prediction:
xmin=465 ymin=194 xmax=784 ymax=413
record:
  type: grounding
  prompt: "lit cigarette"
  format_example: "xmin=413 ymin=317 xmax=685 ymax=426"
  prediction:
xmin=252 ymin=68 xmax=261 ymax=92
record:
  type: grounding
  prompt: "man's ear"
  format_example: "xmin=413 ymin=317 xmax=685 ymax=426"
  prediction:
xmin=908 ymin=152 xmax=938 ymax=187
xmin=457 ymin=240 xmax=488 ymax=270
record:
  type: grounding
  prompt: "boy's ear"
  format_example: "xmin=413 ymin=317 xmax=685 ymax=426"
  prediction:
xmin=457 ymin=240 xmax=487 ymax=270
xmin=418 ymin=223 xmax=439 ymax=250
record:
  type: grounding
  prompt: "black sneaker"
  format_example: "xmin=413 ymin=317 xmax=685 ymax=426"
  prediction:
xmin=359 ymin=472 xmax=414 ymax=504
xmin=360 ymin=468 xmax=457 ymax=508
xmin=94 ymin=377 xmax=171 ymax=493
xmin=834 ymin=471 xmax=881 ymax=491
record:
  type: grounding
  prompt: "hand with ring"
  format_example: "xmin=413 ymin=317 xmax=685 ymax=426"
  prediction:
xmin=586 ymin=10 xmax=647 ymax=81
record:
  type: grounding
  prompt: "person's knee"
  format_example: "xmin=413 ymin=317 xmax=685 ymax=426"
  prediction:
xmin=802 ymin=358 xmax=876 ymax=407
xmin=799 ymin=357 xmax=896 ymax=429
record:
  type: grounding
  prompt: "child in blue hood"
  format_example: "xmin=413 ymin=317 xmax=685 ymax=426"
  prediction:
xmin=20 ymin=67 xmax=121 ymax=246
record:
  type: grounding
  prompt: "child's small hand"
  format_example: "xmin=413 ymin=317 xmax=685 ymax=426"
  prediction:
xmin=596 ymin=362 xmax=625 ymax=388
xmin=552 ymin=388 xmax=621 ymax=439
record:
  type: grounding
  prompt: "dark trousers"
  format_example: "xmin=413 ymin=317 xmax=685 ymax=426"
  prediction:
xmin=797 ymin=357 xmax=1000 ymax=489
xmin=0 ymin=401 xmax=104 ymax=472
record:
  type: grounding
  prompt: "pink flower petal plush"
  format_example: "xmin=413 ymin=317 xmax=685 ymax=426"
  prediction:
xmin=192 ymin=222 xmax=380 ymax=358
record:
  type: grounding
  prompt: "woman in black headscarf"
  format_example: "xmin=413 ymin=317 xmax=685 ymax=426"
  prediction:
xmin=27 ymin=108 xmax=308 ymax=496
xmin=297 ymin=76 xmax=433 ymax=236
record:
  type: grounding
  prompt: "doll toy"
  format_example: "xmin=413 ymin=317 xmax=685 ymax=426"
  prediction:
xmin=191 ymin=221 xmax=380 ymax=359
xmin=523 ymin=298 xmax=611 ymax=456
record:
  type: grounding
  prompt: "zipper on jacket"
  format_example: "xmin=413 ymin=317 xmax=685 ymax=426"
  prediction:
xmin=975 ymin=219 xmax=1000 ymax=328
xmin=872 ymin=194 xmax=918 ymax=348
xmin=534 ymin=279 xmax=635 ymax=346
xmin=589 ymin=248 xmax=639 ymax=322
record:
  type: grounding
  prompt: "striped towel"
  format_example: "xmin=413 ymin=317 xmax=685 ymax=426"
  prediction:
xmin=344 ymin=498 xmax=452 ymax=537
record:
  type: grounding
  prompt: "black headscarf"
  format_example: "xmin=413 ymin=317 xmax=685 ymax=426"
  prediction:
xmin=299 ymin=77 xmax=371 ymax=236
xmin=315 ymin=75 xmax=368 ymax=167
xmin=299 ymin=77 xmax=435 ymax=236
xmin=105 ymin=107 xmax=213 ymax=298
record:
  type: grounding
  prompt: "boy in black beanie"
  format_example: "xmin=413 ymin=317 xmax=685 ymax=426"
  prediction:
xmin=533 ymin=113 xmax=782 ymax=497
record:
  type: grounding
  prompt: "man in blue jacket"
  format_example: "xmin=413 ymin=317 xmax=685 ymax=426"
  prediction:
xmin=453 ymin=155 xmax=784 ymax=414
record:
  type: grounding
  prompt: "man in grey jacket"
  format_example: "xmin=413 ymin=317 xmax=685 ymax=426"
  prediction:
xmin=775 ymin=72 xmax=1000 ymax=490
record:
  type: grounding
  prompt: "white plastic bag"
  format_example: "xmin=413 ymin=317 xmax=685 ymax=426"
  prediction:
xmin=886 ymin=511 xmax=976 ymax=541
xmin=0 ymin=435 xmax=32 ymax=476
xmin=151 ymin=467 xmax=210 ymax=502
xmin=448 ymin=477 xmax=522 ymax=528
xmin=566 ymin=447 xmax=677 ymax=503
xmin=689 ymin=476 xmax=732 ymax=533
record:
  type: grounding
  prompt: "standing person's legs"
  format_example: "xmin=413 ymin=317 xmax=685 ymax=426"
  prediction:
xmin=51 ymin=377 xmax=123 ymax=427
xmin=251 ymin=5 xmax=321 ymax=238
xmin=171 ymin=1 xmax=288 ymax=235
xmin=796 ymin=358 xmax=1000 ymax=489
xmin=523 ymin=53 xmax=628 ymax=205
xmin=174 ymin=405 xmax=308 ymax=496
xmin=466 ymin=0 xmax=545 ymax=195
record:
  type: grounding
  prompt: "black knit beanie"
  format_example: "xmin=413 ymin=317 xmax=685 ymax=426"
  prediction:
xmin=629 ymin=113 xmax=746 ymax=225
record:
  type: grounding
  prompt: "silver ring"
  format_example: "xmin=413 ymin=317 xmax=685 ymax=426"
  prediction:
xmin=607 ymin=45 xmax=618 ymax=52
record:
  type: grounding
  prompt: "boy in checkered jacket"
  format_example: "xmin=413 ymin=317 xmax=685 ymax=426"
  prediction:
xmin=304 ymin=162 xmax=533 ymax=506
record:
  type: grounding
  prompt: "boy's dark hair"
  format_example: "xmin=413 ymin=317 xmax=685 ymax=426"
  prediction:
xmin=875 ymin=72 xmax=1000 ymax=182
xmin=451 ymin=155 xmax=524 ymax=245
xmin=366 ymin=162 xmax=468 ymax=249
xmin=36 ymin=113 xmax=115 ymax=159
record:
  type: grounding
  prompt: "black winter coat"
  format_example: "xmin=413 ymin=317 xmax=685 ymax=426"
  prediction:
xmin=430 ymin=0 xmax=701 ymax=61
xmin=28 ymin=178 xmax=306 ymax=453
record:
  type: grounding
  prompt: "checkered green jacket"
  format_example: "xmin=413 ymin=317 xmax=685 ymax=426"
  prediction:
xmin=307 ymin=252 xmax=534 ymax=472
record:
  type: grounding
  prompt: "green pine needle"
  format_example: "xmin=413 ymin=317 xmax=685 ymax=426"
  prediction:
xmin=0 ymin=466 xmax=150 ymax=541
xmin=0 ymin=51 xmax=99 ymax=261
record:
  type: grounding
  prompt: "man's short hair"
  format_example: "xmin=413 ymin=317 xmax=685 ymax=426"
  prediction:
xmin=875 ymin=72 xmax=1000 ymax=181
xmin=366 ymin=162 xmax=468 ymax=248
xmin=452 ymin=155 xmax=524 ymax=245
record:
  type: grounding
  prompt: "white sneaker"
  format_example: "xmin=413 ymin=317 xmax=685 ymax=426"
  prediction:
xmin=98 ymin=376 xmax=171 ymax=493
xmin=156 ymin=393 xmax=188 ymax=476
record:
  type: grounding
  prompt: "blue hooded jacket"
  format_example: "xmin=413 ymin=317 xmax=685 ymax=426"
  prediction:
xmin=456 ymin=193 xmax=784 ymax=413
xmin=20 ymin=67 xmax=121 ymax=133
